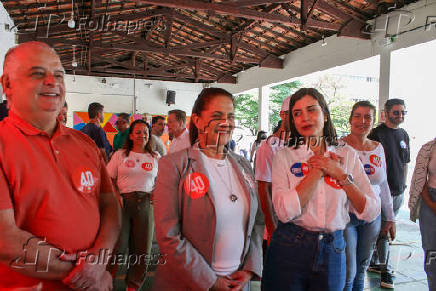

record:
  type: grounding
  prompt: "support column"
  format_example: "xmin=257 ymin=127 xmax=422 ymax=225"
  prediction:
xmin=258 ymin=86 xmax=270 ymax=131
xmin=378 ymin=49 xmax=391 ymax=121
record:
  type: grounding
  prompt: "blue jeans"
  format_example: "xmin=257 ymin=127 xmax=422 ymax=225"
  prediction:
xmin=371 ymin=193 xmax=404 ymax=272
xmin=262 ymin=222 xmax=346 ymax=291
xmin=344 ymin=214 xmax=381 ymax=291
xmin=419 ymin=187 xmax=436 ymax=291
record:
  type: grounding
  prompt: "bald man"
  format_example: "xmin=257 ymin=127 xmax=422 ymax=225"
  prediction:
xmin=0 ymin=41 xmax=121 ymax=290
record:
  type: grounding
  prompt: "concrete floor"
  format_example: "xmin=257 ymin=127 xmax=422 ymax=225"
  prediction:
xmin=115 ymin=208 xmax=429 ymax=291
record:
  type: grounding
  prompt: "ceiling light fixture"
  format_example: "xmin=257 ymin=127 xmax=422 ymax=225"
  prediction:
xmin=68 ymin=0 xmax=75 ymax=29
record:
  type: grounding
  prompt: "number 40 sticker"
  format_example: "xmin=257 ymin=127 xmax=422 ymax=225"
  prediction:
xmin=184 ymin=173 xmax=209 ymax=199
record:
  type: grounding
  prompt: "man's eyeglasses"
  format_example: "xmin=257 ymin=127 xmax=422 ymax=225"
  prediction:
xmin=392 ymin=110 xmax=407 ymax=116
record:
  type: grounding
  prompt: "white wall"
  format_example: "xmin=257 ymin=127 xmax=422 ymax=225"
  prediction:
xmin=0 ymin=2 xmax=16 ymax=98
xmin=64 ymin=74 xmax=203 ymax=127
xmin=217 ymin=0 xmax=436 ymax=94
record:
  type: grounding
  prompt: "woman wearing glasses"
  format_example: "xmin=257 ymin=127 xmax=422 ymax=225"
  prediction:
xmin=261 ymin=88 xmax=380 ymax=291
xmin=152 ymin=88 xmax=263 ymax=291
xmin=342 ymin=101 xmax=395 ymax=291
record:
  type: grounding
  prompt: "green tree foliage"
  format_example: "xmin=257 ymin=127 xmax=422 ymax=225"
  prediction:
xmin=234 ymin=93 xmax=259 ymax=136
xmin=234 ymin=76 xmax=355 ymax=138
xmin=310 ymin=75 xmax=353 ymax=137
xmin=269 ymin=81 xmax=303 ymax=131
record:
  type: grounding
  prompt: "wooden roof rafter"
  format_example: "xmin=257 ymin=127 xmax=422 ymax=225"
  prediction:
xmin=4 ymin=0 xmax=405 ymax=83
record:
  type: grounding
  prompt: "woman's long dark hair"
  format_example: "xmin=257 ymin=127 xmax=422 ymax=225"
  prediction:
xmin=288 ymin=88 xmax=338 ymax=148
xmin=189 ymin=88 xmax=234 ymax=145
xmin=123 ymin=119 xmax=156 ymax=157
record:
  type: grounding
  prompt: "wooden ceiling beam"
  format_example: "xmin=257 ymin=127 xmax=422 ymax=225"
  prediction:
xmin=172 ymin=11 xmax=228 ymax=39
xmin=12 ymin=7 xmax=168 ymax=29
xmin=163 ymin=11 xmax=174 ymax=48
xmin=260 ymin=54 xmax=283 ymax=68
xmin=93 ymin=43 xmax=230 ymax=61
xmin=316 ymin=0 xmax=351 ymax=22
xmin=171 ymin=40 xmax=226 ymax=50
xmin=238 ymin=3 xmax=282 ymax=32
xmin=256 ymin=25 xmax=302 ymax=47
xmin=331 ymin=0 xmax=371 ymax=20
xmin=301 ymin=0 xmax=308 ymax=30
xmin=137 ymin=0 xmax=300 ymax=26
xmin=306 ymin=18 xmax=341 ymax=31
xmin=235 ymin=0 xmax=292 ymax=8
xmin=231 ymin=33 xmax=242 ymax=64
xmin=338 ymin=19 xmax=370 ymax=39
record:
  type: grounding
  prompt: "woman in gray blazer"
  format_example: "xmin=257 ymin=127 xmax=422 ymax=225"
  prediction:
xmin=152 ymin=88 xmax=263 ymax=291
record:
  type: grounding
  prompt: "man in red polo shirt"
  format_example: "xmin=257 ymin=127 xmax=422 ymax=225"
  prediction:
xmin=0 ymin=41 xmax=121 ymax=290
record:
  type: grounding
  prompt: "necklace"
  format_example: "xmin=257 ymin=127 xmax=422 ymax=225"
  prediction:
xmin=212 ymin=158 xmax=239 ymax=203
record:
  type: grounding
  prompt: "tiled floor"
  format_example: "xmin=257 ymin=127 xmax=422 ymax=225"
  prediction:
xmin=362 ymin=208 xmax=428 ymax=290
xmin=115 ymin=208 xmax=429 ymax=291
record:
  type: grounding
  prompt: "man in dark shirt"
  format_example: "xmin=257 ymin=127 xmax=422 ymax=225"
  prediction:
xmin=81 ymin=102 xmax=112 ymax=161
xmin=368 ymin=98 xmax=410 ymax=289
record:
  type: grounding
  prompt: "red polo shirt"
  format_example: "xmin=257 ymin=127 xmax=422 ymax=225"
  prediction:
xmin=0 ymin=112 xmax=114 ymax=289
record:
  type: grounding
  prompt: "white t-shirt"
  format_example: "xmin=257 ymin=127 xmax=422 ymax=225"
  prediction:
xmin=107 ymin=150 xmax=159 ymax=193
xmin=200 ymin=152 xmax=248 ymax=276
xmin=353 ymin=143 xmax=394 ymax=221
xmin=255 ymin=137 xmax=285 ymax=182
xmin=168 ymin=128 xmax=190 ymax=154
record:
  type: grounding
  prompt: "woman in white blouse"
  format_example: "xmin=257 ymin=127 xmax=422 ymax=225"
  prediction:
xmin=261 ymin=88 xmax=380 ymax=291
xmin=342 ymin=101 xmax=394 ymax=291
xmin=107 ymin=119 xmax=159 ymax=291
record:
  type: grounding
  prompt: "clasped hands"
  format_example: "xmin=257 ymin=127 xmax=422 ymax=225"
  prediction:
xmin=211 ymin=270 xmax=253 ymax=291
xmin=307 ymin=152 xmax=345 ymax=180
xmin=60 ymin=251 xmax=112 ymax=291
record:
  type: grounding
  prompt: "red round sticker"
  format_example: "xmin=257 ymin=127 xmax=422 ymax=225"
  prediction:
xmin=369 ymin=154 xmax=381 ymax=167
xmin=324 ymin=175 xmax=342 ymax=189
xmin=142 ymin=162 xmax=153 ymax=171
xmin=184 ymin=173 xmax=209 ymax=199
xmin=125 ymin=160 xmax=135 ymax=168
xmin=72 ymin=167 xmax=98 ymax=194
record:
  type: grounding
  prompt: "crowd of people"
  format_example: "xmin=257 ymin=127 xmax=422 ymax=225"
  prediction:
xmin=0 ymin=41 xmax=435 ymax=291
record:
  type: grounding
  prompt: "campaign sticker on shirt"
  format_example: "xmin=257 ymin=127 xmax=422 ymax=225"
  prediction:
xmin=369 ymin=154 xmax=381 ymax=168
xmin=400 ymin=140 xmax=407 ymax=149
xmin=72 ymin=167 xmax=98 ymax=194
xmin=142 ymin=162 xmax=153 ymax=171
xmin=125 ymin=159 xmax=135 ymax=168
xmin=324 ymin=175 xmax=342 ymax=189
xmin=290 ymin=162 xmax=309 ymax=178
xmin=184 ymin=173 xmax=209 ymax=199
xmin=364 ymin=164 xmax=375 ymax=175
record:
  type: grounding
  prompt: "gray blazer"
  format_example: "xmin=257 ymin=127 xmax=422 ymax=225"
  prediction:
xmin=152 ymin=146 xmax=264 ymax=291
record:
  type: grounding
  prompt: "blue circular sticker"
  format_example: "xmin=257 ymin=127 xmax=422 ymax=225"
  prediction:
xmin=290 ymin=162 xmax=309 ymax=177
xmin=364 ymin=164 xmax=375 ymax=175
